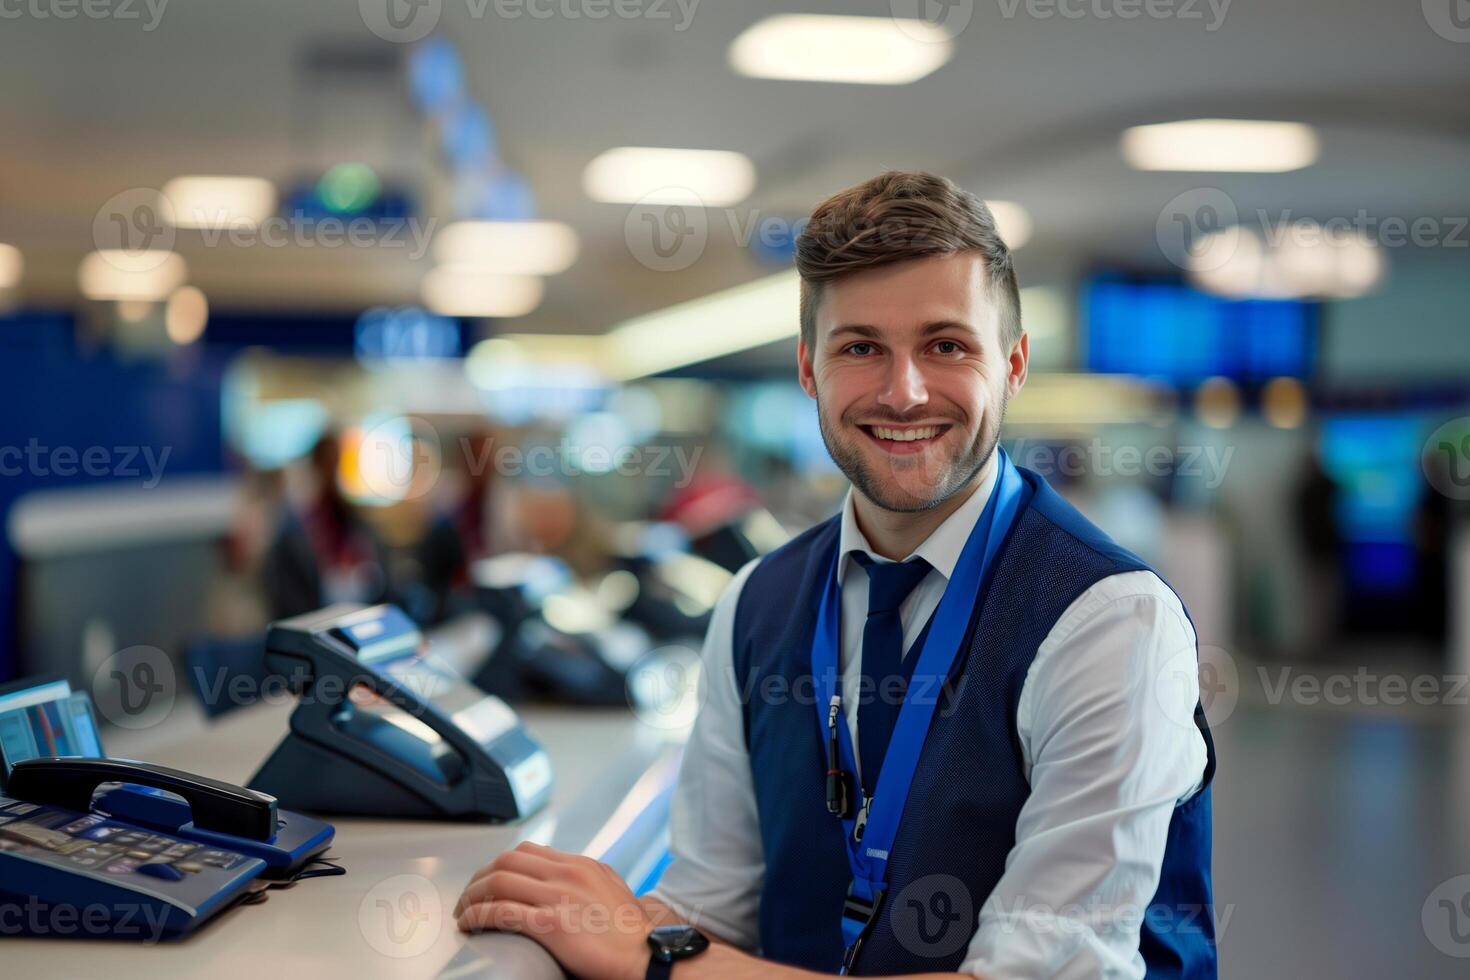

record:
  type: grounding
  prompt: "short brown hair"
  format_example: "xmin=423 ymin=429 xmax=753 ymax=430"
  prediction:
xmin=794 ymin=171 xmax=1021 ymax=352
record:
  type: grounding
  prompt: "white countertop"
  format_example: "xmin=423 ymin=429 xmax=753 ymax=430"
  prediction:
xmin=5 ymin=696 xmax=684 ymax=979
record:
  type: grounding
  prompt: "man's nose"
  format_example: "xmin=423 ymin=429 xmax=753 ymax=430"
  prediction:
xmin=876 ymin=351 xmax=929 ymax=414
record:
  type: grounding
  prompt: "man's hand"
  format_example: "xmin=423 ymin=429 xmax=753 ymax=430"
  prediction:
xmin=454 ymin=841 xmax=654 ymax=980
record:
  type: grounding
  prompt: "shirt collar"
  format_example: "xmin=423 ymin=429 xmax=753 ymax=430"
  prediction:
xmin=837 ymin=456 xmax=1002 ymax=585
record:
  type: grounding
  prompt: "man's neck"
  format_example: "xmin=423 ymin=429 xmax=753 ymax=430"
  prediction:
xmin=852 ymin=457 xmax=995 ymax=562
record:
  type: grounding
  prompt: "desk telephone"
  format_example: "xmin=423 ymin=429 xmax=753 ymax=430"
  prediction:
xmin=249 ymin=603 xmax=553 ymax=821
xmin=0 ymin=679 xmax=334 ymax=938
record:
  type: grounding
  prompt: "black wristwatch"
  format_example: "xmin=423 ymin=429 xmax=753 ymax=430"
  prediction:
xmin=645 ymin=924 xmax=710 ymax=979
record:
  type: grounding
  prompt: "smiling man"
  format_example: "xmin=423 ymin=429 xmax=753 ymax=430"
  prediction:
xmin=454 ymin=171 xmax=1217 ymax=979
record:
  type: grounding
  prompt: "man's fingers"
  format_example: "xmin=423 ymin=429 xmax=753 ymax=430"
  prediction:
xmin=456 ymin=844 xmax=577 ymax=916
xmin=457 ymin=899 xmax=550 ymax=935
xmin=454 ymin=870 xmax=565 ymax=919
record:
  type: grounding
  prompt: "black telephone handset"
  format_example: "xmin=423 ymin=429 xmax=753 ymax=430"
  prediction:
xmin=7 ymin=756 xmax=278 ymax=841
xmin=278 ymin=624 xmax=485 ymax=789
xmin=250 ymin=605 xmax=553 ymax=821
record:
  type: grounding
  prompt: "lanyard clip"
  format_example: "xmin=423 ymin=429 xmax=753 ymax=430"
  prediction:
xmin=839 ymin=882 xmax=885 ymax=975
xmin=825 ymin=695 xmax=852 ymax=818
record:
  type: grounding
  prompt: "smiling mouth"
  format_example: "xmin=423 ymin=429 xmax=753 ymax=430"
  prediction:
xmin=859 ymin=423 xmax=952 ymax=453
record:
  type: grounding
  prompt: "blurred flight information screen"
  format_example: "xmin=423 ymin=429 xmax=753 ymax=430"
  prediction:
xmin=1084 ymin=275 xmax=1316 ymax=383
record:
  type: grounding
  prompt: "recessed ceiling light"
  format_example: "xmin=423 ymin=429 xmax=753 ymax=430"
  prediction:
xmin=162 ymin=176 xmax=277 ymax=229
xmin=433 ymin=221 xmax=580 ymax=275
xmin=422 ymin=266 xmax=544 ymax=318
xmin=729 ymin=14 xmax=953 ymax=85
xmin=583 ymin=147 xmax=756 ymax=206
xmin=1121 ymin=119 xmax=1318 ymax=172
xmin=78 ymin=250 xmax=188 ymax=301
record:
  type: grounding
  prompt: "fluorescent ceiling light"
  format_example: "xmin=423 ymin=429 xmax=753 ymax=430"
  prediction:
xmin=986 ymin=200 xmax=1032 ymax=250
xmin=583 ymin=147 xmax=755 ymax=206
xmin=433 ymin=220 xmax=580 ymax=275
xmin=1121 ymin=119 xmax=1318 ymax=172
xmin=606 ymin=270 xmax=799 ymax=379
xmin=162 ymin=176 xmax=277 ymax=229
xmin=78 ymin=250 xmax=188 ymax=301
xmin=422 ymin=266 xmax=544 ymax=318
xmin=0 ymin=243 xmax=22 ymax=289
xmin=729 ymin=14 xmax=952 ymax=84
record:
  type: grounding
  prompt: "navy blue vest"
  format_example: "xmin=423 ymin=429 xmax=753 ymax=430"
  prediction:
xmin=732 ymin=466 xmax=1217 ymax=976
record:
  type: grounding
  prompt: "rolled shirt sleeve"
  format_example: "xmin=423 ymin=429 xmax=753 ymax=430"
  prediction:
xmin=959 ymin=570 xmax=1210 ymax=979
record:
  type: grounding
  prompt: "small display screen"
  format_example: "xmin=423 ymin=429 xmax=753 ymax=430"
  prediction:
xmin=0 ymin=682 xmax=104 ymax=782
xmin=331 ymin=608 xmax=500 ymax=733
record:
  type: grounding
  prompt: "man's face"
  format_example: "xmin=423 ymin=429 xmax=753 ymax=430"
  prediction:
xmin=798 ymin=252 xmax=1027 ymax=513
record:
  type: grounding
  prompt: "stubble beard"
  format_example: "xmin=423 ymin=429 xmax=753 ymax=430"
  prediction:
xmin=816 ymin=391 xmax=1007 ymax=514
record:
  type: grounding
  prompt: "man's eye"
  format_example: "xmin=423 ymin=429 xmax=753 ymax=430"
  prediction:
xmin=846 ymin=343 xmax=876 ymax=356
xmin=934 ymin=340 xmax=962 ymax=354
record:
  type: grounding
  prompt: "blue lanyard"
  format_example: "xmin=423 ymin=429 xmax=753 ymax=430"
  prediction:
xmin=811 ymin=450 xmax=1025 ymax=973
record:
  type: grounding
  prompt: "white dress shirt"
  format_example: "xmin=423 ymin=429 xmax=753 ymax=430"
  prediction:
xmin=649 ymin=466 xmax=1209 ymax=979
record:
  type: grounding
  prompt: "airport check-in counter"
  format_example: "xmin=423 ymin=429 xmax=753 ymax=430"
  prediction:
xmin=5 ymin=695 xmax=684 ymax=979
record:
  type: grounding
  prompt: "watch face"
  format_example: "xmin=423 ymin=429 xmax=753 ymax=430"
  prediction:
xmin=647 ymin=924 xmax=710 ymax=962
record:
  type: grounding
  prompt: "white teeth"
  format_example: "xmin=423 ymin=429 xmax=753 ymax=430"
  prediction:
xmin=872 ymin=425 xmax=939 ymax=442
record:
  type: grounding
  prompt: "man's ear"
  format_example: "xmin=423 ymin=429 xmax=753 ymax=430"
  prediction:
xmin=1006 ymin=332 xmax=1029 ymax=399
xmin=797 ymin=337 xmax=818 ymax=400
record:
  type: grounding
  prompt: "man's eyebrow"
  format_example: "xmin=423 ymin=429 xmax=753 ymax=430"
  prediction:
xmin=919 ymin=319 xmax=978 ymax=336
xmin=828 ymin=323 xmax=881 ymax=340
xmin=827 ymin=320 xmax=977 ymax=341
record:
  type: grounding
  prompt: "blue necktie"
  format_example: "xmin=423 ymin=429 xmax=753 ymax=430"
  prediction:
xmin=851 ymin=552 xmax=932 ymax=797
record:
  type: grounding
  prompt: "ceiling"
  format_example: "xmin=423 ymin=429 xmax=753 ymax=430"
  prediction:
xmin=1 ymin=0 xmax=1468 ymax=345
